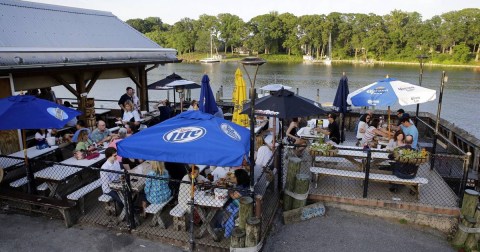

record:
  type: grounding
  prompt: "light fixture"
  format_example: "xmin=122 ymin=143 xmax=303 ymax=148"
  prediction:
xmin=175 ymin=86 xmax=185 ymax=93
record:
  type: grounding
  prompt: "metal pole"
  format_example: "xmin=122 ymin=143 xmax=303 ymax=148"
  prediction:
xmin=415 ymin=55 xmax=428 ymax=125
xmin=363 ymin=149 xmax=371 ymax=198
xmin=458 ymin=152 xmax=472 ymax=206
xmin=431 ymin=71 xmax=447 ymax=170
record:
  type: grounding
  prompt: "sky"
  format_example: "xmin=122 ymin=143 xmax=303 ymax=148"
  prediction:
xmin=26 ymin=0 xmax=478 ymax=24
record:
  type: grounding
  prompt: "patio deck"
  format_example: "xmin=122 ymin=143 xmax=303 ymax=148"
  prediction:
xmin=286 ymin=131 xmax=461 ymax=215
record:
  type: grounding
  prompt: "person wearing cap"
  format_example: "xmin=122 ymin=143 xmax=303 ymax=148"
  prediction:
xmin=254 ymin=134 xmax=274 ymax=183
xmin=399 ymin=114 xmax=419 ymax=149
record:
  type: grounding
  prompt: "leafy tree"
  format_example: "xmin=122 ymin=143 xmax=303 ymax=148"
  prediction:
xmin=217 ymin=13 xmax=245 ymax=54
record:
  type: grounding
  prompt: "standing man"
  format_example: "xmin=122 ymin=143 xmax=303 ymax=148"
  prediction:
xmin=317 ymin=113 xmax=341 ymax=144
xmin=399 ymin=114 xmax=419 ymax=149
xmin=118 ymin=87 xmax=134 ymax=113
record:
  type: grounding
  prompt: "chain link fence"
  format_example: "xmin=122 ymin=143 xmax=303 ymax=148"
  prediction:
xmin=0 ymin=150 xmax=280 ymax=251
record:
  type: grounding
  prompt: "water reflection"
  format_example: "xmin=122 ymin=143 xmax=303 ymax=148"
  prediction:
xmin=53 ymin=62 xmax=480 ymax=138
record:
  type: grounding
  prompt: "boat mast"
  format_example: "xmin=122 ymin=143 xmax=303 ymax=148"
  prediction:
xmin=210 ymin=33 xmax=213 ymax=58
xmin=328 ymin=32 xmax=332 ymax=59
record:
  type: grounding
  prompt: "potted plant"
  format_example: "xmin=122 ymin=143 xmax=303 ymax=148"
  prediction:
xmin=393 ymin=148 xmax=429 ymax=165
xmin=309 ymin=143 xmax=338 ymax=157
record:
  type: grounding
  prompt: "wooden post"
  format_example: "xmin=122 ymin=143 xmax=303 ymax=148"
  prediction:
xmin=461 ymin=189 xmax=479 ymax=218
xmin=230 ymin=227 xmax=246 ymax=248
xmin=239 ymin=196 xmax=253 ymax=229
xmin=452 ymin=216 xmax=476 ymax=247
xmin=291 ymin=174 xmax=310 ymax=210
xmin=245 ymin=217 xmax=261 ymax=247
xmin=465 ymin=206 xmax=480 ymax=250
xmin=255 ymin=195 xmax=263 ymax=218
xmin=283 ymin=157 xmax=301 ymax=211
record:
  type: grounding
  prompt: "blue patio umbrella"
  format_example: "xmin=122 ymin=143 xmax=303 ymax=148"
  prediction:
xmin=0 ymin=95 xmax=81 ymax=193
xmin=117 ymin=110 xmax=250 ymax=167
xmin=199 ymin=74 xmax=219 ymax=115
xmin=333 ymin=73 xmax=350 ymax=142
xmin=0 ymin=95 xmax=81 ymax=130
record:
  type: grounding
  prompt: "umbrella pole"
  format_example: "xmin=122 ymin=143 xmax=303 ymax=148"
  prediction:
xmin=22 ymin=130 xmax=35 ymax=194
xmin=387 ymin=106 xmax=391 ymax=139
xmin=341 ymin=113 xmax=345 ymax=143
xmin=189 ymin=164 xmax=195 ymax=251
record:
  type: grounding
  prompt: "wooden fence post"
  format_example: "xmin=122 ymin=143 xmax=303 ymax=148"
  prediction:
xmin=283 ymin=157 xmax=301 ymax=211
xmin=291 ymin=174 xmax=310 ymax=210
xmin=239 ymin=196 xmax=253 ymax=229
xmin=245 ymin=217 xmax=261 ymax=247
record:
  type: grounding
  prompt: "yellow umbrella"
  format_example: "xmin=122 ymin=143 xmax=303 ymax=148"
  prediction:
xmin=232 ymin=68 xmax=249 ymax=127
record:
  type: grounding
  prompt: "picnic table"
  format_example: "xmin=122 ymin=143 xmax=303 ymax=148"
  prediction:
xmin=312 ymin=145 xmax=390 ymax=170
xmin=194 ymin=190 xmax=229 ymax=241
xmin=0 ymin=156 xmax=25 ymax=183
xmin=9 ymin=146 xmax=58 ymax=159
xmin=34 ymin=164 xmax=83 ymax=198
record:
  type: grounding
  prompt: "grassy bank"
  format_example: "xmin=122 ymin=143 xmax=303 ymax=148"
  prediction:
xmin=178 ymin=53 xmax=480 ymax=68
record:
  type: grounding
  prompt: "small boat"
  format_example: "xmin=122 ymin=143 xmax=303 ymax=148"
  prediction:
xmin=200 ymin=34 xmax=220 ymax=63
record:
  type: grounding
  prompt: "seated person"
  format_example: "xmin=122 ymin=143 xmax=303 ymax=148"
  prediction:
xmin=286 ymin=117 xmax=307 ymax=156
xmin=172 ymin=165 xmax=208 ymax=215
xmin=386 ymin=130 xmax=405 ymax=151
xmin=399 ymin=114 xmax=419 ymax=150
xmin=34 ymin=128 xmax=47 ymax=141
xmin=386 ymin=135 xmax=419 ymax=193
xmin=211 ymin=166 xmax=231 ymax=183
xmin=254 ymin=134 xmax=274 ymax=183
xmin=118 ymin=100 xmax=141 ymax=131
xmin=361 ymin=118 xmax=390 ymax=147
xmin=157 ymin=99 xmax=172 ymax=123
xmin=140 ymin=161 xmax=171 ymax=218
xmin=89 ymin=120 xmax=114 ymax=145
xmin=108 ymin=128 xmax=128 ymax=163
xmin=75 ymin=130 xmax=95 ymax=152
xmin=356 ymin=114 xmax=371 ymax=146
xmin=65 ymin=120 xmax=90 ymax=143
xmin=63 ymin=101 xmax=78 ymax=127
xmin=100 ymin=147 xmax=124 ymax=215
xmin=164 ymin=162 xmax=188 ymax=197
xmin=222 ymin=169 xmax=250 ymax=238
xmin=317 ymin=113 xmax=341 ymax=144
xmin=187 ymin=100 xmax=199 ymax=111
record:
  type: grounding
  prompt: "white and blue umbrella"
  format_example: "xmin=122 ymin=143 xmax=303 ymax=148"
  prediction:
xmin=347 ymin=77 xmax=436 ymax=107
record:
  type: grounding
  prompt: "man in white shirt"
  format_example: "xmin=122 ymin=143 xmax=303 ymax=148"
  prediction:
xmin=100 ymin=147 xmax=124 ymax=213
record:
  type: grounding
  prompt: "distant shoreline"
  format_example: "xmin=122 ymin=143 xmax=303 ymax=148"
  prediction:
xmin=181 ymin=56 xmax=480 ymax=69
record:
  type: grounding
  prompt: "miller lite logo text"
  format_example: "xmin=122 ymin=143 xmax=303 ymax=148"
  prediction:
xmin=163 ymin=127 xmax=206 ymax=143
xmin=221 ymin=123 xmax=241 ymax=141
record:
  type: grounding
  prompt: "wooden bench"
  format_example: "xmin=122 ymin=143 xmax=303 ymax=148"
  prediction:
xmin=169 ymin=204 xmax=188 ymax=231
xmin=98 ymin=194 xmax=116 ymax=215
xmin=310 ymin=167 xmax=428 ymax=199
xmin=0 ymin=190 xmax=76 ymax=227
xmin=145 ymin=196 xmax=173 ymax=228
xmin=10 ymin=177 xmax=48 ymax=193
xmin=67 ymin=179 xmax=102 ymax=214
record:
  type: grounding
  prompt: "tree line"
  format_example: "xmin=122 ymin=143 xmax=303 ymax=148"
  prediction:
xmin=126 ymin=9 xmax=480 ymax=64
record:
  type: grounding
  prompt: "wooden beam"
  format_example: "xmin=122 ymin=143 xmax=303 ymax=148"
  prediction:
xmin=138 ymin=66 xmax=148 ymax=111
xmin=51 ymin=75 xmax=79 ymax=98
xmin=74 ymin=73 xmax=86 ymax=121
xmin=85 ymin=71 xmax=101 ymax=93
xmin=123 ymin=68 xmax=141 ymax=88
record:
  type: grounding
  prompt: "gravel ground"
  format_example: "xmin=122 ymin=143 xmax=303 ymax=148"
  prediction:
xmin=0 ymin=213 xmax=183 ymax=252
xmin=263 ymin=207 xmax=455 ymax=252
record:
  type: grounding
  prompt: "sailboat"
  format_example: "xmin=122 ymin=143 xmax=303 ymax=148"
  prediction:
xmin=324 ymin=33 xmax=332 ymax=65
xmin=200 ymin=34 xmax=220 ymax=63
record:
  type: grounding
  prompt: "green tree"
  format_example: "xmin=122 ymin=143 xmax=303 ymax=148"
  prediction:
xmin=217 ymin=13 xmax=245 ymax=54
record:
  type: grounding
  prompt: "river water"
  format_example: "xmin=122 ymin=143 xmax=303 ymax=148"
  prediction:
xmin=52 ymin=62 xmax=480 ymax=139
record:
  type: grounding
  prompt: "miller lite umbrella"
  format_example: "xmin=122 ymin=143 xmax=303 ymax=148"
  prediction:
xmin=117 ymin=110 xmax=250 ymax=167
